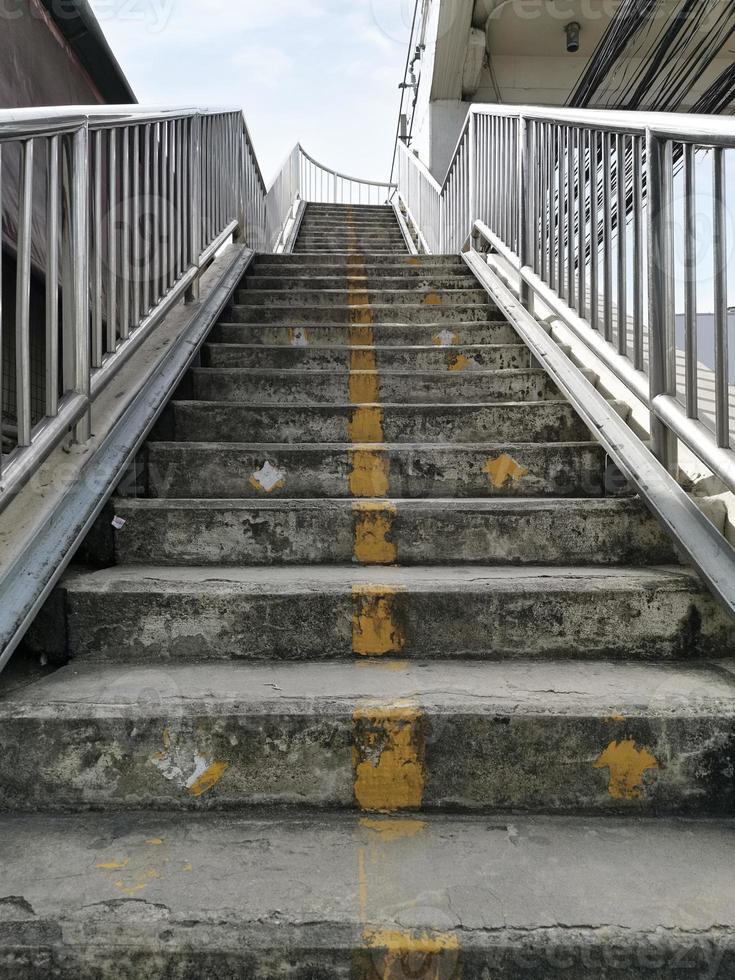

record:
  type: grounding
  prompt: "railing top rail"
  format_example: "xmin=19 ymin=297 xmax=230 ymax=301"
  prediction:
xmin=466 ymin=102 xmax=735 ymax=143
xmin=298 ymin=143 xmax=396 ymax=189
xmin=396 ymin=139 xmax=444 ymax=193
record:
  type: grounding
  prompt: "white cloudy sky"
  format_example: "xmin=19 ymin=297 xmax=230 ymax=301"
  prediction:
xmin=89 ymin=0 xmax=415 ymax=185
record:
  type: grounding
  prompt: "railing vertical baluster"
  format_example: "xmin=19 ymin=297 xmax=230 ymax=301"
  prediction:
xmin=647 ymin=132 xmax=677 ymax=473
xmin=566 ymin=126 xmax=575 ymax=308
xmin=602 ymin=132 xmax=613 ymax=343
xmin=683 ymin=143 xmax=698 ymax=419
xmin=107 ymin=127 xmax=118 ymax=354
xmin=143 ymin=124 xmax=152 ymax=312
xmin=558 ymin=127 xmax=566 ymax=298
xmin=577 ymin=127 xmax=587 ymax=319
xmin=46 ymin=135 xmax=60 ymax=418
xmin=519 ymin=115 xmax=532 ymax=308
xmin=589 ymin=130 xmax=599 ymax=332
xmin=712 ymin=145 xmax=730 ymax=448
xmin=131 ymin=125 xmax=141 ymax=329
xmin=469 ymin=110 xmax=476 ymax=243
xmin=15 ymin=139 xmax=33 ymax=447
xmin=71 ymin=125 xmax=90 ymax=443
xmin=632 ymin=135 xmax=644 ymax=371
xmin=616 ymin=132 xmax=627 ymax=356
xmin=186 ymin=115 xmax=201 ymax=303
xmin=121 ymin=126 xmax=131 ymax=340
xmin=0 ymin=145 xmax=3 ymax=476
xmin=540 ymin=123 xmax=548 ymax=283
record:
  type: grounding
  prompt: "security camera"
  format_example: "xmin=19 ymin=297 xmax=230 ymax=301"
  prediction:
xmin=565 ymin=21 xmax=581 ymax=53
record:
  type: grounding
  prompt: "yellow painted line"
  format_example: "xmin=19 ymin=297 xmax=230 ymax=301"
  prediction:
xmin=349 ymin=371 xmax=380 ymax=404
xmin=96 ymin=858 xmax=129 ymax=871
xmin=353 ymin=502 xmax=397 ymax=565
xmin=424 ymin=291 xmax=443 ymax=306
xmin=594 ymin=739 xmax=659 ymax=800
xmin=448 ymin=353 xmax=472 ymax=373
xmin=352 ymin=585 xmax=405 ymax=656
xmin=349 ymin=406 xmax=384 ymax=443
xmin=350 ymin=348 xmax=377 ymax=372
xmin=188 ymin=761 xmax=229 ymax=798
xmin=349 ymin=448 xmax=390 ymax=498
xmin=352 ymin=700 xmax=424 ymax=811
xmin=483 ymin=453 xmax=529 ymax=490
xmin=359 ymin=817 xmax=426 ymax=841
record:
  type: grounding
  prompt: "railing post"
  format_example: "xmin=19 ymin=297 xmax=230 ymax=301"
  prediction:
xmin=71 ymin=125 xmax=90 ymax=443
xmin=468 ymin=109 xmax=476 ymax=248
xmin=646 ymin=130 xmax=678 ymax=474
xmin=518 ymin=115 xmax=533 ymax=309
xmin=234 ymin=123 xmax=246 ymax=244
xmin=186 ymin=113 xmax=202 ymax=303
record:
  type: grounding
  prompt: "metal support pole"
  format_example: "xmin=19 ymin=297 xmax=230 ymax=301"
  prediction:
xmin=519 ymin=116 xmax=533 ymax=309
xmin=646 ymin=132 xmax=677 ymax=474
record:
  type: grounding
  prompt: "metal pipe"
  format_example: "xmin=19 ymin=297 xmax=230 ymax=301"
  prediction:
xmin=15 ymin=139 xmax=33 ymax=448
xmin=712 ymin=146 xmax=730 ymax=449
xmin=46 ymin=135 xmax=60 ymax=418
xmin=684 ymin=143 xmax=698 ymax=419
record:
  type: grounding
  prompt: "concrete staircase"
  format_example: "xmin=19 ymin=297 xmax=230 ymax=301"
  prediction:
xmin=3 ymin=203 xmax=735 ymax=977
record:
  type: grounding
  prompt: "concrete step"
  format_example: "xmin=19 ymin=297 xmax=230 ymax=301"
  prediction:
xmin=3 ymin=657 xmax=734 ymax=810
xmin=294 ymin=234 xmax=407 ymax=244
xmin=244 ymin=274 xmax=482 ymax=291
xmin=228 ymin=305 xmax=497 ymax=324
xmin=190 ymin=367 xmax=556 ymax=404
xmin=112 ymin=498 xmax=676 ymax=567
xmin=292 ymin=246 xmax=408 ymax=254
xmin=297 ymin=226 xmax=404 ymax=237
xmin=254 ymin=254 xmax=465 ymax=267
xmin=213 ymin=320 xmax=518 ymax=346
xmin=234 ymin=288 xmax=489 ymax=308
xmin=202 ymin=343 xmax=532 ymax=371
xmin=1 ymin=810 xmax=734 ymax=976
xmin=169 ymin=400 xmax=602 ymax=444
xmin=144 ymin=441 xmax=606 ymax=498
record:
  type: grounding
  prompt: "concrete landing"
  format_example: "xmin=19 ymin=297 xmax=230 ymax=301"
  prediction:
xmin=1 ymin=811 xmax=734 ymax=978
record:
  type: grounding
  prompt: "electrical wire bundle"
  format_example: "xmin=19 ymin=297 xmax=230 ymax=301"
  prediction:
xmin=568 ymin=0 xmax=735 ymax=113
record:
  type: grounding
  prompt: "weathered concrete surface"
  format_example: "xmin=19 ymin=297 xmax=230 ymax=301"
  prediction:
xmin=213 ymin=319 xmax=519 ymax=346
xmin=145 ymin=441 xmax=605 ymax=498
xmin=190 ymin=367 xmax=558 ymax=404
xmin=235 ymin=289 xmax=489 ymax=307
xmin=229 ymin=304 xmax=496 ymax=324
xmin=0 ymin=659 xmax=734 ymax=812
xmin=203 ymin=342 xmax=532 ymax=371
xmin=170 ymin=399 xmax=600 ymax=444
xmin=42 ymin=565 xmax=734 ymax=662
xmin=112 ymin=498 xmax=676 ymax=567
xmin=245 ymin=273 xmax=482 ymax=291
xmin=0 ymin=811 xmax=734 ymax=978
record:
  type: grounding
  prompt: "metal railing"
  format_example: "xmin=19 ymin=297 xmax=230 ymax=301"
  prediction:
xmin=0 ymin=105 xmax=269 ymax=507
xmin=396 ymin=104 xmax=735 ymax=497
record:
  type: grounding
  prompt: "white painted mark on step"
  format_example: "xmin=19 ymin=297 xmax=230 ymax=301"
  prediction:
xmin=111 ymin=516 xmax=127 ymax=530
xmin=250 ymin=461 xmax=286 ymax=493
xmin=434 ymin=330 xmax=459 ymax=347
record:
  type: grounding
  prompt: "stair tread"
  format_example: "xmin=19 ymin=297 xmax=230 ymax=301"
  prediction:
xmin=1 ymin=810 xmax=733 ymax=953
xmin=59 ymin=563 xmax=701 ymax=594
xmin=3 ymin=655 xmax=734 ymax=716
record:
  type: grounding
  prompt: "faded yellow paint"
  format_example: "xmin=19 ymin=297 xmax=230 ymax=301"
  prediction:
xmin=349 ymin=325 xmax=375 ymax=346
xmin=182 ymin=863 xmax=193 ymax=873
xmin=353 ymin=701 xmax=425 ymax=811
xmin=424 ymin=292 xmax=443 ymax=306
xmin=349 ymin=371 xmax=381 ymax=404
xmin=353 ymin=503 xmax=398 ymax=565
xmin=349 ymin=449 xmax=390 ymax=497
xmin=350 ymin=348 xmax=378 ymax=372
xmin=349 ymin=406 xmax=384 ymax=443
xmin=362 ymin=928 xmax=460 ymax=980
xmin=96 ymin=858 xmax=129 ymax=871
xmin=352 ymin=586 xmax=405 ymax=656
xmin=188 ymin=761 xmax=229 ymax=798
xmin=359 ymin=817 xmax=426 ymax=841
xmin=448 ymin=354 xmax=472 ymax=373
xmin=483 ymin=454 xmax=529 ymax=490
xmin=407 ymin=257 xmax=420 ymax=266
xmin=358 ymin=846 xmax=368 ymax=922
xmin=355 ymin=659 xmax=410 ymax=673
xmin=145 ymin=838 xmax=164 ymax=846
xmin=114 ymin=868 xmax=161 ymax=898
xmin=594 ymin=740 xmax=660 ymax=800
xmin=287 ymin=326 xmax=309 ymax=345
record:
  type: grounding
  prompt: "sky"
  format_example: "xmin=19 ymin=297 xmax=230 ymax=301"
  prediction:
xmin=89 ymin=0 xmax=415 ymax=186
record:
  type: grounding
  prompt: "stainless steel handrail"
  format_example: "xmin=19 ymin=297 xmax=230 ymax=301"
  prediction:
xmin=0 ymin=105 xmax=269 ymax=508
xmin=396 ymin=102 xmax=735 ymax=494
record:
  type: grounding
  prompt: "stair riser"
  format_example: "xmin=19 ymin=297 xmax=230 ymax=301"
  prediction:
xmin=3 ymin=709 xmax=731 ymax=814
xmin=228 ymin=306 xmax=497 ymax=324
xmin=244 ymin=276 xmax=481 ymax=290
xmin=213 ymin=322 xmax=518 ymax=345
xmin=145 ymin=443 xmax=605 ymax=499
xmin=113 ymin=501 xmax=676 ymax=567
xmin=190 ymin=370 xmax=558 ymax=404
xmin=255 ymin=254 xmax=463 ymax=266
xmin=171 ymin=401 xmax=594 ymax=444
xmin=235 ymin=290 xmax=489 ymax=307
xmin=293 ymin=237 xmax=407 ymax=246
xmin=202 ymin=345 xmax=531 ymax=371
